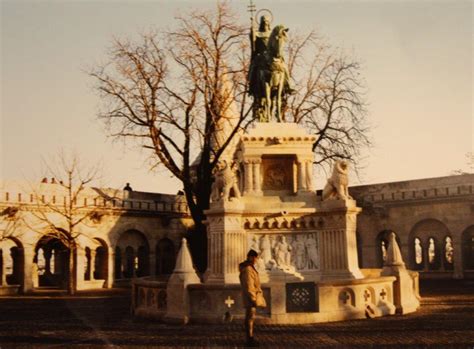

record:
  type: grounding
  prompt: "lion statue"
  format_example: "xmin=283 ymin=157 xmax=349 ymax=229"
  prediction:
xmin=322 ymin=160 xmax=352 ymax=201
xmin=211 ymin=160 xmax=241 ymax=202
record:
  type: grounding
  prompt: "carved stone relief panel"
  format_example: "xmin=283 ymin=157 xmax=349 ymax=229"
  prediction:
xmin=262 ymin=156 xmax=294 ymax=191
xmin=248 ymin=233 xmax=320 ymax=271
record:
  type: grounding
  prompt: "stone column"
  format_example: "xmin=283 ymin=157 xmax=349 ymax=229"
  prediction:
xmin=1 ymin=251 xmax=7 ymax=286
xmin=305 ymin=160 xmax=314 ymax=191
xmin=106 ymin=247 xmax=114 ymax=288
xmin=297 ymin=160 xmax=306 ymax=191
xmin=75 ymin=248 xmax=86 ymax=290
xmin=453 ymin=238 xmax=464 ymax=279
xmin=149 ymin=250 xmax=156 ymax=277
xmin=90 ymin=249 xmax=96 ymax=280
xmin=244 ymin=160 xmax=254 ymax=194
xmin=252 ymin=159 xmax=262 ymax=195
xmin=22 ymin=246 xmax=35 ymax=293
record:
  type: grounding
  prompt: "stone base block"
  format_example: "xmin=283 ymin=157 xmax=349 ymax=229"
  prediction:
xmin=0 ymin=285 xmax=21 ymax=295
xmin=76 ymin=279 xmax=106 ymax=290
xmin=204 ymin=272 xmax=240 ymax=285
xmin=320 ymin=270 xmax=364 ymax=281
xmin=132 ymin=275 xmax=416 ymax=325
xmin=382 ymin=267 xmax=420 ymax=314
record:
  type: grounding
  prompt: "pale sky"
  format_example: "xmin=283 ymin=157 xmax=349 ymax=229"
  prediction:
xmin=1 ymin=0 xmax=472 ymax=194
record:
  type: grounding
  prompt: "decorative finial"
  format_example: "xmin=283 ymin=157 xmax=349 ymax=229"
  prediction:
xmin=247 ymin=0 xmax=256 ymax=22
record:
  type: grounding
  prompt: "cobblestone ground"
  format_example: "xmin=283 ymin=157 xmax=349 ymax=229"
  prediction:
xmin=0 ymin=280 xmax=473 ymax=348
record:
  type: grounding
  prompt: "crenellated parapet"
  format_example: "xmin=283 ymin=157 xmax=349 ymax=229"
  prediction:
xmin=0 ymin=180 xmax=189 ymax=217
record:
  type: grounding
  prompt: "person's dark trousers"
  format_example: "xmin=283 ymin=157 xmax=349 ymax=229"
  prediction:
xmin=245 ymin=306 xmax=258 ymax=346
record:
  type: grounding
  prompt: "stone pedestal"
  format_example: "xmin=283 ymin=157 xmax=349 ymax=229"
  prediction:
xmin=318 ymin=200 xmax=364 ymax=280
xmin=381 ymin=233 xmax=420 ymax=314
xmin=238 ymin=123 xmax=316 ymax=196
xmin=164 ymin=238 xmax=201 ymax=324
xmin=204 ymin=200 xmax=246 ymax=284
xmin=132 ymin=120 xmax=421 ymax=324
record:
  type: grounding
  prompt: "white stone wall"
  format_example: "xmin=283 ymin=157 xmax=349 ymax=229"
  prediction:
xmin=350 ymin=174 xmax=474 ymax=279
xmin=0 ymin=180 xmax=192 ymax=292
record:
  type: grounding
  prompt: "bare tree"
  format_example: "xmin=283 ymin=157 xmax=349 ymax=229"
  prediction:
xmin=26 ymin=151 xmax=101 ymax=295
xmin=0 ymin=206 xmax=21 ymax=240
xmin=285 ymin=31 xmax=370 ymax=172
xmin=451 ymin=152 xmax=474 ymax=175
xmin=89 ymin=3 xmax=370 ymax=270
xmin=90 ymin=2 xmax=250 ymax=271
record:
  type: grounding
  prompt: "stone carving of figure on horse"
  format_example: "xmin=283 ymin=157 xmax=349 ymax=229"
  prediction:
xmin=248 ymin=15 xmax=294 ymax=123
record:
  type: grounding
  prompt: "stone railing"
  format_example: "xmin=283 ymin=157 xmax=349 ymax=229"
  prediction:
xmin=132 ymin=277 xmax=168 ymax=319
xmin=354 ymin=184 xmax=473 ymax=204
xmin=0 ymin=190 xmax=189 ymax=215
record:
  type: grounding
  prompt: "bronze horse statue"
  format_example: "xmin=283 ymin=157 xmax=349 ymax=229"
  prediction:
xmin=257 ymin=25 xmax=290 ymax=122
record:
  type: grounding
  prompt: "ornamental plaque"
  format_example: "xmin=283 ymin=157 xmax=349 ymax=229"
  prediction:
xmin=286 ymin=282 xmax=317 ymax=313
xmin=262 ymin=156 xmax=294 ymax=191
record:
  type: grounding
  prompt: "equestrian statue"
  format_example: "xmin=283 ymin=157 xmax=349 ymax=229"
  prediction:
xmin=248 ymin=11 xmax=294 ymax=122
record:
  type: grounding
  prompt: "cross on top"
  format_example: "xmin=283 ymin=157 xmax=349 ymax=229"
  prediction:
xmin=224 ymin=296 xmax=235 ymax=308
xmin=247 ymin=0 xmax=256 ymax=21
xmin=380 ymin=289 xmax=387 ymax=300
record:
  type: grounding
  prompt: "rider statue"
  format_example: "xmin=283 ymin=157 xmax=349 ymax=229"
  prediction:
xmin=248 ymin=14 xmax=294 ymax=122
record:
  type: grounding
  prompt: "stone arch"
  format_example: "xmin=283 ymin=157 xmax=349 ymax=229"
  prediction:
xmin=462 ymin=225 xmax=474 ymax=270
xmin=375 ymin=230 xmax=401 ymax=267
xmin=0 ymin=237 xmax=24 ymax=287
xmin=156 ymin=238 xmax=176 ymax=276
xmin=409 ymin=219 xmax=449 ymax=271
xmin=93 ymin=238 xmax=108 ymax=281
xmin=109 ymin=222 xmax=152 ymax=248
xmin=116 ymin=229 xmax=150 ymax=279
xmin=338 ymin=288 xmax=356 ymax=307
xmin=34 ymin=236 xmax=69 ymax=289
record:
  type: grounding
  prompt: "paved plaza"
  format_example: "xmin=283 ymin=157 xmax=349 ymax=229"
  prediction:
xmin=0 ymin=280 xmax=473 ymax=348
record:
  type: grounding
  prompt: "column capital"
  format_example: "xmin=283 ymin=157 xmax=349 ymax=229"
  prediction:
xmin=243 ymin=156 xmax=261 ymax=164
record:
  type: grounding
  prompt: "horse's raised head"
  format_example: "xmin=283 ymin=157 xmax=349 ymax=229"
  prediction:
xmin=268 ymin=25 xmax=289 ymax=58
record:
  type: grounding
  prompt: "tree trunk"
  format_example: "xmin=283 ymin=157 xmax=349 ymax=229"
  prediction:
xmin=67 ymin=248 xmax=75 ymax=295
xmin=187 ymin=221 xmax=208 ymax=273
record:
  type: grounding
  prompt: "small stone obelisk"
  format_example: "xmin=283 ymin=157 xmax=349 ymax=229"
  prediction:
xmin=381 ymin=232 xmax=420 ymax=314
xmin=164 ymin=238 xmax=201 ymax=324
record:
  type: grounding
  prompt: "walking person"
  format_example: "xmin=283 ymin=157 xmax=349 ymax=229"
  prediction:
xmin=239 ymin=249 xmax=266 ymax=347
